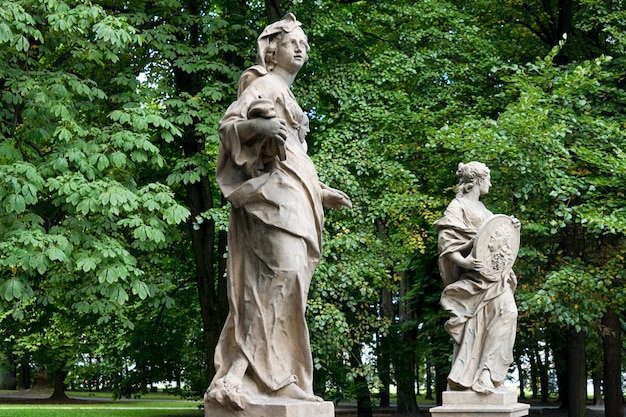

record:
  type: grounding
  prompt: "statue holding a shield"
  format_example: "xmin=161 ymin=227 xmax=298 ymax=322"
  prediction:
xmin=434 ymin=162 xmax=521 ymax=394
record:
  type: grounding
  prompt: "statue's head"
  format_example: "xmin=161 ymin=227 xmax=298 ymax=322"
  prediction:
xmin=256 ymin=13 xmax=310 ymax=71
xmin=456 ymin=161 xmax=490 ymax=197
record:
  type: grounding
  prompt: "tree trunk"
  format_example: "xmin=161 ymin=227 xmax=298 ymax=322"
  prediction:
xmin=174 ymin=0 xmax=248 ymax=384
xmin=377 ymin=345 xmax=391 ymax=407
xmin=396 ymin=352 xmax=418 ymax=415
xmin=554 ymin=0 xmax=573 ymax=64
xmin=50 ymin=370 xmax=69 ymax=400
xmin=185 ymin=146 xmax=223 ymax=382
xmin=356 ymin=376 xmax=373 ymax=417
xmin=515 ymin=349 xmax=525 ymax=399
xmin=312 ymin=367 xmax=327 ymax=399
xmin=265 ymin=0 xmax=282 ymax=23
xmin=536 ymin=345 xmax=550 ymax=403
xmin=553 ymin=328 xmax=568 ymax=408
xmin=435 ymin=362 xmax=447 ymax=406
xmin=378 ymin=288 xmax=392 ymax=408
xmin=566 ymin=327 xmax=586 ymax=417
xmin=350 ymin=344 xmax=373 ymax=417
xmin=395 ymin=272 xmax=419 ymax=415
xmin=20 ymin=361 xmax=31 ymax=389
xmin=425 ymin=361 xmax=434 ymax=400
xmin=416 ymin=359 xmax=421 ymax=397
xmin=433 ymin=315 xmax=452 ymax=406
xmin=602 ymin=311 xmax=623 ymax=417
xmin=529 ymin=347 xmax=538 ymax=399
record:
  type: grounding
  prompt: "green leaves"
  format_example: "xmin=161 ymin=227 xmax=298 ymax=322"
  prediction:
xmin=520 ymin=254 xmax=626 ymax=333
xmin=0 ymin=163 xmax=45 ymax=214
xmin=0 ymin=229 xmax=72 ymax=275
xmin=0 ymin=1 xmax=42 ymax=52
xmin=0 ymin=0 xmax=192 ymax=337
xmin=130 ymin=279 xmax=151 ymax=300
xmin=432 ymin=35 xmax=626 ymax=336
xmin=93 ymin=15 xmax=138 ymax=49
xmin=2 ymin=278 xmax=28 ymax=302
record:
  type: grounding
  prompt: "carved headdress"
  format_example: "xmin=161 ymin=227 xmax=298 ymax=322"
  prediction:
xmin=256 ymin=13 xmax=304 ymax=67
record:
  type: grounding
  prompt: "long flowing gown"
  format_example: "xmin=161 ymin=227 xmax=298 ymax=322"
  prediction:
xmin=434 ymin=198 xmax=518 ymax=390
xmin=210 ymin=67 xmax=323 ymax=398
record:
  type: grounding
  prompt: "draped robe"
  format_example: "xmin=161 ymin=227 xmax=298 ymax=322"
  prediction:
xmin=434 ymin=198 xmax=518 ymax=390
xmin=209 ymin=68 xmax=324 ymax=398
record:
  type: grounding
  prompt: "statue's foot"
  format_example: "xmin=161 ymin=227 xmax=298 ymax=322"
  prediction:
xmin=275 ymin=383 xmax=323 ymax=402
xmin=206 ymin=376 xmax=246 ymax=410
xmin=472 ymin=369 xmax=495 ymax=394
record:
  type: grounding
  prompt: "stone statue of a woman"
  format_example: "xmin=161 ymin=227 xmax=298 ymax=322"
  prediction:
xmin=205 ymin=14 xmax=351 ymax=413
xmin=434 ymin=162 xmax=520 ymax=394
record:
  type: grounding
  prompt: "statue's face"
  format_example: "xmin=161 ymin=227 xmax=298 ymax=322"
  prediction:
xmin=273 ymin=28 xmax=309 ymax=73
xmin=479 ymin=174 xmax=492 ymax=196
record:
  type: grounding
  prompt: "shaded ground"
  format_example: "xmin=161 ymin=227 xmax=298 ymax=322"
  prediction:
xmin=0 ymin=392 xmax=102 ymax=404
xmin=334 ymin=399 xmax=608 ymax=417
xmin=0 ymin=391 xmax=609 ymax=417
xmin=0 ymin=389 xmax=179 ymax=405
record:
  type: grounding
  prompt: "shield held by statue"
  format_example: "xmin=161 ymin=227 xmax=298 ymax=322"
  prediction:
xmin=472 ymin=214 xmax=521 ymax=281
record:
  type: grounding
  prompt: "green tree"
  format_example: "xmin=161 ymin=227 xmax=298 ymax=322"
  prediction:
xmin=120 ymin=0 xmax=268 ymax=384
xmin=291 ymin=0 xmax=509 ymax=413
xmin=2 ymin=0 xmax=623 ymax=410
xmin=456 ymin=0 xmax=626 ymax=64
xmin=423 ymin=1 xmax=626 ymax=413
xmin=0 ymin=0 xmax=189 ymax=397
xmin=431 ymin=40 xmax=626 ymax=416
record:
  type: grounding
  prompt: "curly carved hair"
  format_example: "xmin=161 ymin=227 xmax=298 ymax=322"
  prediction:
xmin=456 ymin=161 xmax=490 ymax=197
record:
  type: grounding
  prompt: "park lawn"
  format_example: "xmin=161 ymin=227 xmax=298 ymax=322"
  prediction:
xmin=0 ymin=391 xmax=204 ymax=417
xmin=69 ymin=391 xmax=190 ymax=401
xmin=0 ymin=406 xmax=203 ymax=417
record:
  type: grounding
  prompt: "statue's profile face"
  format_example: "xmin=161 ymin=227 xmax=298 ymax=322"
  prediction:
xmin=479 ymin=174 xmax=492 ymax=196
xmin=273 ymin=28 xmax=309 ymax=73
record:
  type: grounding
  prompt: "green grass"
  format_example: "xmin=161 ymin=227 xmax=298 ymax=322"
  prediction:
xmin=68 ymin=391 xmax=191 ymax=401
xmin=0 ymin=390 xmax=204 ymax=417
xmin=0 ymin=402 xmax=204 ymax=417
xmin=0 ymin=409 xmax=203 ymax=417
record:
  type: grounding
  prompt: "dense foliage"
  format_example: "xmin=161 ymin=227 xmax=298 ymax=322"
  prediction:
xmin=0 ymin=0 xmax=624 ymax=415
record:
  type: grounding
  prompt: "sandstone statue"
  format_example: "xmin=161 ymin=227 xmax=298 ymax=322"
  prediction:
xmin=205 ymin=13 xmax=351 ymax=412
xmin=434 ymin=162 xmax=521 ymax=394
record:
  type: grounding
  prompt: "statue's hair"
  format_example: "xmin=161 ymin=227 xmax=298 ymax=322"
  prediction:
xmin=263 ymin=29 xmax=310 ymax=72
xmin=456 ymin=161 xmax=490 ymax=197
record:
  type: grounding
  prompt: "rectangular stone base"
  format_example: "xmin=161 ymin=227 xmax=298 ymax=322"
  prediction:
xmin=442 ymin=389 xmax=519 ymax=406
xmin=205 ymin=399 xmax=334 ymax=417
xmin=430 ymin=389 xmax=530 ymax=417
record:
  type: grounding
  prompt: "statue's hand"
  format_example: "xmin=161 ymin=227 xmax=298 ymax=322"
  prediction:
xmin=322 ymin=187 xmax=352 ymax=209
xmin=472 ymin=257 xmax=485 ymax=272
xmin=252 ymin=117 xmax=288 ymax=143
xmin=510 ymin=216 xmax=521 ymax=228
xmin=450 ymin=252 xmax=482 ymax=271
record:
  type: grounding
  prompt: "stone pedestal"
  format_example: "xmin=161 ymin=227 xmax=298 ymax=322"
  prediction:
xmin=204 ymin=398 xmax=334 ymax=417
xmin=430 ymin=388 xmax=530 ymax=417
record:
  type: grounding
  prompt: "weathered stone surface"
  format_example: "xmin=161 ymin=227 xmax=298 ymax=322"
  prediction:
xmin=442 ymin=388 xmax=518 ymax=406
xmin=472 ymin=214 xmax=520 ymax=280
xmin=430 ymin=389 xmax=530 ymax=417
xmin=204 ymin=398 xmax=334 ymax=417
xmin=434 ymin=162 xmax=521 ymax=394
xmin=204 ymin=13 xmax=351 ymax=414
